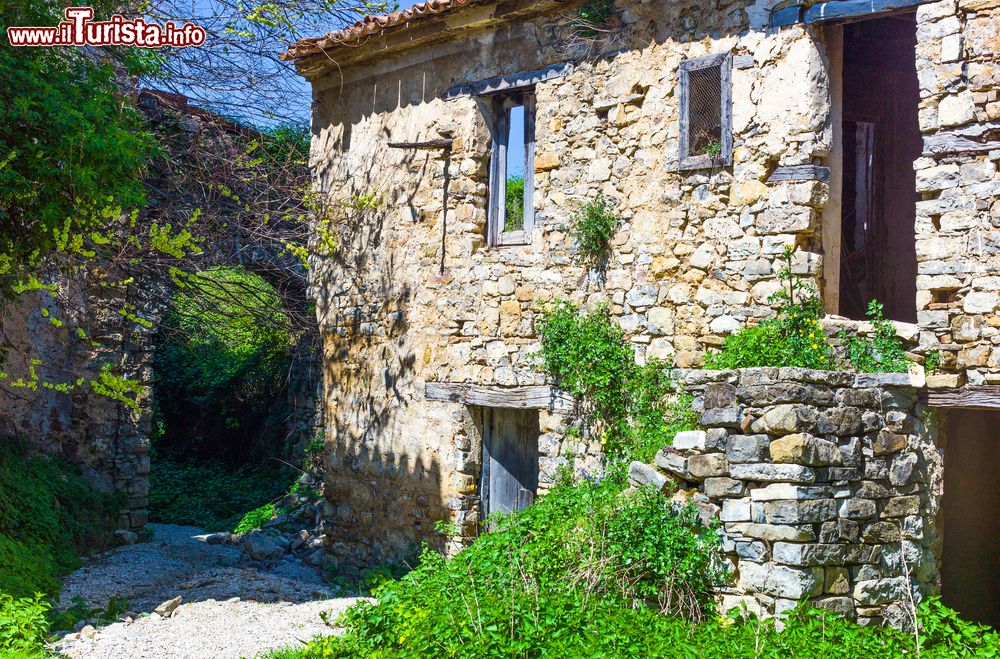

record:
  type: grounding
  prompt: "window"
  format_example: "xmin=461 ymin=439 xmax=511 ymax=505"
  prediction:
xmin=679 ymin=53 xmax=733 ymax=170
xmin=488 ymin=92 xmax=535 ymax=246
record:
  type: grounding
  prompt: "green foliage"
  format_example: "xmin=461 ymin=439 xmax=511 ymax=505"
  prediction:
xmin=149 ymin=458 xmax=294 ymax=533
xmin=0 ymin=2 xmax=154 ymax=296
xmin=576 ymin=0 xmax=615 ymax=36
xmin=153 ymin=266 xmax=294 ymax=465
xmin=0 ymin=593 xmax=50 ymax=657
xmin=0 ymin=438 xmax=118 ymax=598
xmin=274 ymin=472 xmax=721 ymax=657
xmin=49 ymin=596 xmax=130 ymax=633
xmin=504 ymin=176 xmax=525 ymax=231
xmin=271 ymin=594 xmax=1000 ymax=659
xmin=572 ymin=195 xmax=619 ymax=266
xmin=925 ymin=350 xmax=942 ymax=375
xmin=704 ymin=247 xmax=834 ymax=370
xmin=536 ymin=301 xmax=693 ymax=461
xmin=233 ymin=503 xmax=276 ymax=535
xmin=841 ymin=300 xmax=911 ymax=374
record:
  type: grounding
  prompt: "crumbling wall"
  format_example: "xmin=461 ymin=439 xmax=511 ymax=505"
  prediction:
xmin=630 ymin=367 xmax=940 ymax=626
xmin=912 ymin=0 xmax=1000 ymax=383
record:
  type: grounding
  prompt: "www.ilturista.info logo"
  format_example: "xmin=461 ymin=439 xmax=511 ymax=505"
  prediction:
xmin=7 ymin=7 xmax=206 ymax=47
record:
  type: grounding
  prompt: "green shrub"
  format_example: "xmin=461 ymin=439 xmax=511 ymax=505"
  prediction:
xmin=504 ymin=176 xmax=525 ymax=231
xmin=233 ymin=503 xmax=276 ymax=535
xmin=0 ymin=439 xmax=118 ymax=597
xmin=572 ymin=195 xmax=619 ymax=266
xmin=536 ymin=301 xmax=694 ymax=461
xmin=0 ymin=593 xmax=50 ymax=657
xmin=272 ymin=471 xmax=721 ymax=657
xmin=704 ymin=247 xmax=833 ymax=370
xmin=271 ymin=594 xmax=1000 ymax=659
xmin=841 ymin=300 xmax=911 ymax=374
xmin=149 ymin=457 xmax=293 ymax=533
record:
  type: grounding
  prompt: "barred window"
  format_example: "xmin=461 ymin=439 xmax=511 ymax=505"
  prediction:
xmin=679 ymin=53 xmax=733 ymax=170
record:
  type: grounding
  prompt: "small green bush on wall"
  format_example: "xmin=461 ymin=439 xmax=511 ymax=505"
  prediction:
xmin=572 ymin=195 xmax=620 ymax=267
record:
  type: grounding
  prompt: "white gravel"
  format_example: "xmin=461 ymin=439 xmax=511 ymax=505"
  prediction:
xmin=53 ymin=523 xmax=362 ymax=659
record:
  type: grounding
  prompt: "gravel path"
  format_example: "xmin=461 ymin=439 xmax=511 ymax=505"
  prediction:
xmin=53 ymin=523 xmax=362 ymax=659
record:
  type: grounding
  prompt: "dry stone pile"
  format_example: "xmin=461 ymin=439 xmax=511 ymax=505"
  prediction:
xmin=629 ymin=367 xmax=939 ymax=627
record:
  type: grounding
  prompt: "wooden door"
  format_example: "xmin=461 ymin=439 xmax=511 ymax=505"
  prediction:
xmin=480 ymin=407 xmax=539 ymax=520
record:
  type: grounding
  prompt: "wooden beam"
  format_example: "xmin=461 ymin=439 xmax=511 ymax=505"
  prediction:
xmin=425 ymin=382 xmax=575 ymax=412
xmin=771 ymin=0 xmax=933 ymax=28
xmin=923 ymin=386 xmax=1000 ymax=410
xmin=767 ymin=164 xmax=832 ymax=184
xmin=923 ymin=123 xmax=1000 ymax=157
xmin=387 ymin=139 xmax=454 ymax=150
xmin=443 ymin=61 xmax=576 ymax=100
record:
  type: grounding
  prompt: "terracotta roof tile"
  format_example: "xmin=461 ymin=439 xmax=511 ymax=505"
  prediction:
xmin=282 ymin=0 xmax=485 ymax=61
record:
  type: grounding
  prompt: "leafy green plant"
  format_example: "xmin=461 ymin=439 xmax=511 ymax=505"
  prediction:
xmin=535 ymin=301 xmax=693 ymax=461
xmin=841 ymin=300 xmax=911 ymax=374
xmin=504 ymin=176 xmax=525 ymax=231
xmin=48 ymin=596 xmax=131 ymax=632
xmin=704 ymin=246 xmax=834 ymax=370
xmin=233 ymin=503 xmax=276 ymax=535
xmin=0 ymin=593 xmax=50 ymax=657
xmin=149 ymin=457 xmax=294 ymax=532
xmin=0 ymin=438 xmax=119 ymax=598
xmin=925 ymin=350 xmax=942 ymax=375
xmin=575 ymin=0 xmax=615 ymax=37
xmin=571 ymin=195 xmax=619 ymax=266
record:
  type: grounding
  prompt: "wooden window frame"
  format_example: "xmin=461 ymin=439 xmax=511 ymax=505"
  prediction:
xmin=678 ymin=52 xmax=734 ymax=171
xmin=487 ymin=91 xmax=536 ymax=247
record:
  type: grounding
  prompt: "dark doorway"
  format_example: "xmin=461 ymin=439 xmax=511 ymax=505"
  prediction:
xmin=838 ymin=12 xmax=921 ymax=322
xmin=477 ymin=407 xmax=539 ymax=520
xmin=942 ymin=410 xmax=1000 ymax=628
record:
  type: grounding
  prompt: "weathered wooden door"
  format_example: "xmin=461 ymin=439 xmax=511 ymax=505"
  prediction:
xmin=480 ymin=407 xmax=539 ymax=519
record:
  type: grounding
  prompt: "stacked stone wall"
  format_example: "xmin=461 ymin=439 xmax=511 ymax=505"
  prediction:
xmin=912 ymin=0 xmax=1000 ymax=383
xmin=629 ymin=367 xmax=940 ymax=626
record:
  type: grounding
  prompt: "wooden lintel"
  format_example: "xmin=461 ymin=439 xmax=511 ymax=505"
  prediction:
xmin=923 ymin=123 xmax=1000 ymax=157
xmin=387 ymin=139 xmax=454 ymax=150
xmin=767 ymin=164 xmax=831 ymax=184
xmin=771 ymin=0 xmax=933 ymax=28
xmin=443 ymin=61 xmax=576 ymax=100
xmin=923 ymin=385 xmax=1000 ymax=410
xmin=425 ymin=382 xmax=574 ymax=412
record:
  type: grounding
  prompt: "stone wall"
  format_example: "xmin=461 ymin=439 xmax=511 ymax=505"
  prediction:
xmin=0 ymin=275 xmax=156 ymax=530
xmin=629 ymin=367 xmax=939 ymax=626
xmin=912 ymin=0 xmax=1000 ymax=384
xmin=301 ymin=0 xmax=996 ymax=572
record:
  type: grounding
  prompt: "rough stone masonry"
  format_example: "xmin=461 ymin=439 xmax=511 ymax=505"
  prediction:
xmin=629 ymin=367 xmax=939 ymax=626
xmin=283 ymin=0 xmax=1000 ymax=622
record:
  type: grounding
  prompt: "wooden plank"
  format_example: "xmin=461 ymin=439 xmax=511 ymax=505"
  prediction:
xmin=803 ymin=0 xmax=932 ymax=23
xmin=821 ymin=24 xmax=844 ymax=316
xmin=443 ymin=61 xmax=576 ymax=100
xmin=923 ymin=123 xmax=1000 ymax=157
xmin=770 ymin=5 xmax=803 ymax=28
xmin=923 ymin=386 xmax=1000 ymax=410
xmin=425 ymin=382 xmax=575 ymax=411
xmin=387 ymin=139 xmax=454 ymax=150
xmin=767 ymin=164 xmax=832 ymax=184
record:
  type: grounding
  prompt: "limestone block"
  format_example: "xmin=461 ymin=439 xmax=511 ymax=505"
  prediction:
xmin=915 ymin=164 xmax=960 ymax=192
xmin=705 ymin=477 xmax=745 ymax=497
xmin=814 ymin=596 xmax=856 ymax=618
xmin=738 ymin=561 xmax=824 ymax=599
xmin=769 ymin=433 xmax=843 ymax=466
xmin=673 ymin=430 xmax=708 ymax=450
xmin=862 ymin=521 xmax=902 ymax=544
xmin=735 ymin=522 xmax=817 ymax=542
xmin=938 ymin=92 xmax=976 ymax=128
xmin=732 ymin=463 xmax=817 ymax=483
xmin=817 ymin=407 xmax=864 ymax=436
xmin=628 ymin=461 xmax=669 ymax=491
xmin=654 ymin=448 xmax=689 ymax=478
xmin=761 ymin=498 xmax=838 ymax=524
xmin=839 ymin=499 xmax=877 ymax=520
xmin=881 ymin=496 xmax=921 ymax=518
xmin=736 ymin=540 xmax=769 ymax=562
xmin=772 ymin=542 xmax=867 ymax=567
xmin=853 ymin=577 xmax=908 ymax=606
xmin=721 ymin=497 xmax=752 ymax=522
xmin=825 ymin=567 xmax=851 ymax=595
xmin=701 ymin=407 xmax=744 ymax=428
xmin=749 ymin=483 xmax=832 ymax=501
xmin=873 ymin=430 xmax=908 ymax=456
xmin=704 ymin=383 xmax=737 ymax=409
xmin=756 ymin=207 xmax=813 ymax=235
xmin=751 ymin=404 xmax=818 ymax=435
xmin=964 ymin=291 xmax=998 ymax=314
xmin=726 ymin=434 xmax=771 ymax=463
xmin=688 ymin=453 xmax=730 ymax=479
xmin=889 ymin=453 xmax=919 ymax=487
xmin=626 ymin=285 xmax=658 ymax=307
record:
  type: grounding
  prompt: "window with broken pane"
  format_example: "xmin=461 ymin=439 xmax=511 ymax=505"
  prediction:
xmin=679 ymin=53 xmax=733 ymax=170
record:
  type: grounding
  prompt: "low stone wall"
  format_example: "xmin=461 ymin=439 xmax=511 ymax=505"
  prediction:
xmin=631 ymin=367 xmax=940 ymax=627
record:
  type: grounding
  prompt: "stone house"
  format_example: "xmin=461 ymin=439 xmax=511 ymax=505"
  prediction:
xmin=284 ymin=0 xmax=1000 ymax=625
